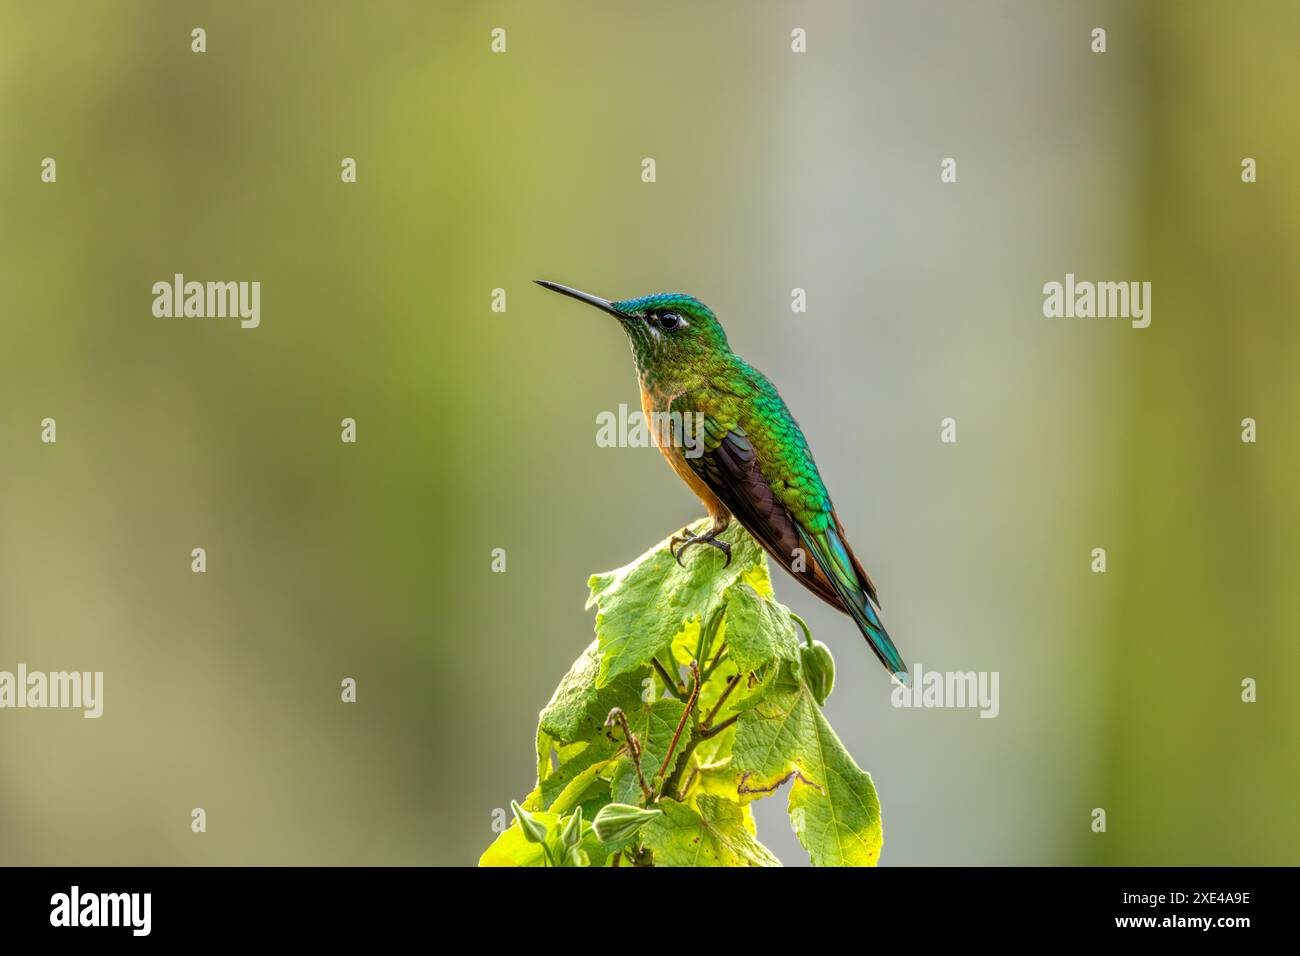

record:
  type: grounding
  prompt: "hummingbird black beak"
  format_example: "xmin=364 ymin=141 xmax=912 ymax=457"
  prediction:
xmin=534 ymin=280 xmax=626 ymax=319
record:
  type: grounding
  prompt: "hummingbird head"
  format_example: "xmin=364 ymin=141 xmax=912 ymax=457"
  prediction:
xmin=535 ymin=280 xmax=731 ymax=375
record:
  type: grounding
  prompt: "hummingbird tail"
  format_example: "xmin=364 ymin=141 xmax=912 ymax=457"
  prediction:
xmin=848 ymin=593 xmax=909 ymax=687
xmin=798 ymin=526 xmax=909 ymax=684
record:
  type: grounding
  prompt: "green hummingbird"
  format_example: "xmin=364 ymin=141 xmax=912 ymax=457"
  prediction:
xmin=537 ymin=280 xmax=908 ymax=684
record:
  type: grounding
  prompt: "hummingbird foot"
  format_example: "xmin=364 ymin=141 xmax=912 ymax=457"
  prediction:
xmin=669 ymin=525 xmax=732 ymax=569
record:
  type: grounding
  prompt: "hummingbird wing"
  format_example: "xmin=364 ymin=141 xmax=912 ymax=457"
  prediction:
xmin=675 ymin=385 xmax=908 ymax=681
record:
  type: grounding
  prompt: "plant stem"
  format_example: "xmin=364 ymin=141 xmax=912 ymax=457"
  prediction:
xmin=700 ymin=713 xmax=739 ymax=740
xmin=605 ymin=707 xmax=653 ymax=801
xmin=695 ymin=605 xmax=725 ymax=672
xmin=676 ymin=767 xmax=700 ymax=801
xmin=664 ymin=732 xmax=699 ymax=797
xmin=790 ymin=612 xmax=814 ymax=648
xmin=652 ymin=657 xmax=685 ymax=700
xmin=656 ymin=661 xmax=700 ymax=783
xmin=702 ymin=673 xmax=741 ymax=730
xmin=701 ymin=644 xmax=728 ymax=682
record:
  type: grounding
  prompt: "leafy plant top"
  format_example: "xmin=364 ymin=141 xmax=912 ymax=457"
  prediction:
xmin=479 ymin=523 xmax=884 ymax=867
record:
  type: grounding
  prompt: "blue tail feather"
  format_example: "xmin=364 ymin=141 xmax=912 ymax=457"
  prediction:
xmin=799 ymin=527 xmax=908 ymax=683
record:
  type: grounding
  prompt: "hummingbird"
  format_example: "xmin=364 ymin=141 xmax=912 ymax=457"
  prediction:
xmin=536 ymin=280 xmax=908 ymax=684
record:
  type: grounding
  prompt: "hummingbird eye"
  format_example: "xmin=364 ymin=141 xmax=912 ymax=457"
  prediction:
xmin=654 ymin=311 xmax=684 ymax=332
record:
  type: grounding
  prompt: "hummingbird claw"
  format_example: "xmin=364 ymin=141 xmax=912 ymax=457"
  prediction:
xmin=669 ymin=522 xmax=703 ymax=566
xmin=668 ymin=527 xmax=731 ymax=568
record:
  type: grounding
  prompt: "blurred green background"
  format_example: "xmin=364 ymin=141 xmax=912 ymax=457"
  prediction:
xmin=1 ymin=1 xmax=1296 ymax=866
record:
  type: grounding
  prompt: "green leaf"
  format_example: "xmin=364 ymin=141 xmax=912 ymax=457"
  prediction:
xmin=731 ymin=661 xmax=883 ymax=867
xmin=560 ymin=845 xmax=590 ymax=867
xmin=538 ymin=639 xmax=650 ymax=743
xmin=536 ymin=738 xmax=618 ymax=813
xmin=640 ymin=795 xmax=781 ymax=867
xmin=586 ymin=523 xmax=765 ymax=686
xmin=480 ymin=812 xmax=562 ymax=866
xmin=720 ymin=579 xmax=802 ymax=673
